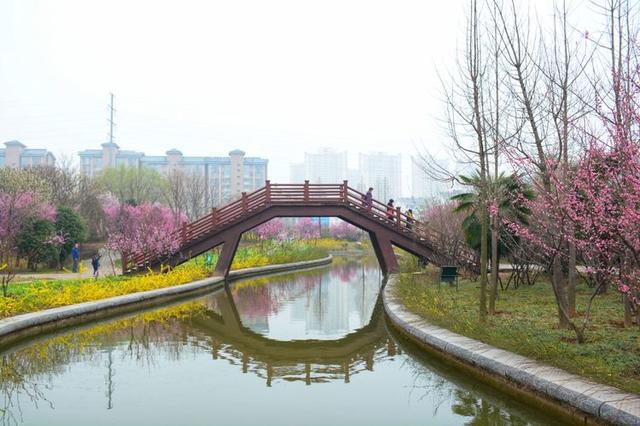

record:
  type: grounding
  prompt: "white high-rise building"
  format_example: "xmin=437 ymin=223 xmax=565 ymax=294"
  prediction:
xmin=304 ymin=148 xmax=348 ymax=184
xmin=358 ymin=152 xmax=402 ymax=201
xmin=348 ymin=168 xmax=364 ymax=191
xmin=411 ymin=156 xmax=451 ymax=200
xmin=289 ymin=163 xmax=306 ymax=183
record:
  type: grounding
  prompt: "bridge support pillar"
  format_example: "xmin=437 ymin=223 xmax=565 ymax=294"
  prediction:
xmin=369 ymin=231 xmax=398 ymax=276
xmin=215 ymin=231 xmax=242 ymax=277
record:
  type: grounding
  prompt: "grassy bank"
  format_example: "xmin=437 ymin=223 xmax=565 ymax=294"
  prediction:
xmin=230 ymin=239 xmax=340 ymax=269
xmin=395 ymin=270 xmax=640 ymax=394
xmin=0 ymin=239 xmax=342 ymax=319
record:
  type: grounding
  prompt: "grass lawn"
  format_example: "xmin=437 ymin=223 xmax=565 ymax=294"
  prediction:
xmin=395 ymin=270 xmax=640 ymax=394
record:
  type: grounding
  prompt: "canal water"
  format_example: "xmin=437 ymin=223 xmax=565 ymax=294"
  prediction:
xmin=0 ymin=259 xmax=572 ymax=426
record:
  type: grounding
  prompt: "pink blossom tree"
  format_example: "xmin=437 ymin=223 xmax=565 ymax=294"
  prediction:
xmin=0 ymin=170 xmax=57 ymax=295
xmin=0 ymin=192 xmax=55 ymax=246
xmin=104 ymin=201 xmax=185 ymax=270
xmin=424 ymin=202 xmax=466 ymax=261
xmin=558 ymin=133 xmax=640 ymax=325
xmin=329 ymin=221 xmax=363 ymax=241
xmin=254 ymin=219 xmax=285 ymax=241
xmin=501 ymin=104 xmax=640 ymax=339
xmin=292 ymin=217 xmax=320 ymax=240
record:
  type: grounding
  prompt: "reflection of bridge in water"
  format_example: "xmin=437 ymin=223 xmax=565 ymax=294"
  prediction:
xmin=191 ymin=285 xmax=397 ymax=386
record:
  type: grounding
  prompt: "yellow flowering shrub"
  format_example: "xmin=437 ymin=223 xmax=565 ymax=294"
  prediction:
xmin=0 ymin=265 xmax=209 ymax=319
xmin=232 ymin=255 xmax=271 ymax=269
xmin=314 ymin=238 xmax=346 ymax=251
xmin=0 ymin=238 xmax=349 ymax=320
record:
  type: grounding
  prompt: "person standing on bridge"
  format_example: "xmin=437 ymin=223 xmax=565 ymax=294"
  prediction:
xmin=386 ymin=199 xmax=395 ymax=221
xmin=406 ymin=208 xmax=415 ymax=230
xmin=362 ymin=187 xmax=373 ymax=211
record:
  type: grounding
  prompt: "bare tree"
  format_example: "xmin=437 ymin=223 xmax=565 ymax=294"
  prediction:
xmin=431 ymin=0 xmax=492 ymax=321
xmin=588 ymin=0 xmax=639 ymax=326
xmin=95 ymin=165 xmax=164 ymax=205
xmin=422 ymin=202 xmax=467 ymax=262
xmin=78 ymin=175 xmax=106 ymax=240
xmin=538 ymin=1 xmax=593 ymax=316
xmin=162 ymin=169 xmax=188 ymax=222
xmin=161 ymin=169 xmax=212 ymax=221
xmin=490 ymin=0 xmax=574 ymax=328
xmin=184 ymin=172 xmax=208 ymax=220
xmin=25 ymin=155 xmax=81 ymax=208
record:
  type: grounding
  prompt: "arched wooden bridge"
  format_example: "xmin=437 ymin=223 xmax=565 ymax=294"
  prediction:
xmin=124 ymin=181 xmax=478 ymax=276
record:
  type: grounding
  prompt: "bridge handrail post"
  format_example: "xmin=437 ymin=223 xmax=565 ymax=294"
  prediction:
xmin=396 ymin=206 xmax=402 ymax=228
xmin=265 ymin=180 xmax=271 ymax=203
xmin=304 ymin=180 xmax=310 ymax=202
xmin=211 ymin=207 xmax=218 ymax=228
xmin=342 ymin=180 xmax=348 ymax=203
xmin=181 ymin=221 xmax=188 ymax=243
xmin=242 ymin=192 xmax=248 ymax=214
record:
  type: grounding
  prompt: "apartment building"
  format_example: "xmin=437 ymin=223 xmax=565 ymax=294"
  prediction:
xmin=0 ymin=140 xmax=56 ymax=169
xmin=358 ymin=152 xmax=402 ymax=201
xmin=78 ymin=143 xmax=267 ymax=204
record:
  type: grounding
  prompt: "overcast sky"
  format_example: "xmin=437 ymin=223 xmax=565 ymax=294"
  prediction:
xmin=0 ymin=0 xmax=597 ymax=193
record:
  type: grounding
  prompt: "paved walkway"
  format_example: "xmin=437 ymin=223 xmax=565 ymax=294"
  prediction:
xmin=495 ymin=263 xmax=588 ymax=273
xmin=13 ymin=259 xmax=120 ymax=283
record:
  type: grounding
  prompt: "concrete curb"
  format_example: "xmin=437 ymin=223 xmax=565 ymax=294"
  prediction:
xmin=227 ymin=255 xmax=332 ymax=279
xmin=383 ymin=274 xmax=640 ymax=426
xmin=0 ymin=255 xmax=333 ymax=348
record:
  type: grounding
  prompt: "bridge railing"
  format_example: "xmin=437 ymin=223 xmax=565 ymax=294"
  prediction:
xmin=269 ymin=183 xmax=344 ymax=203
xmin=126 ymin=180 xmax=479 ymax=273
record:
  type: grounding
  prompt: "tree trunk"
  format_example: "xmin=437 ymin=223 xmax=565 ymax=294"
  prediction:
xmin=553 ymin=256 xmax=570 ymax=328
xmin=567 ymin=242 xmax=576 ymax=316
xmin=489 ymin=220 xmax=499 ymax=315
xmin=624 ymin=294 xmax=633 ymax=328
xmin=479 ymin=205 xmax=489 ymax=322
xmin=106 ymin=251 xmax=116 ymax=276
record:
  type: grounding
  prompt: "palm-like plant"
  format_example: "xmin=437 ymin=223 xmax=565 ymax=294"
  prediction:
xmin=452 ymin=172 xmax=534 ymax=249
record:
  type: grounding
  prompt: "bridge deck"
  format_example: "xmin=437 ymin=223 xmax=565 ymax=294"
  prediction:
xmin=125 ymin=182 xmax=478 ymax=276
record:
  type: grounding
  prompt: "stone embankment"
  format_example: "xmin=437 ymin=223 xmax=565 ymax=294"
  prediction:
xmin=383 ymin=274 xmax=640 ymax=426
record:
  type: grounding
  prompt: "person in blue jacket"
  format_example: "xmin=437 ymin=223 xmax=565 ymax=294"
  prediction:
xmin=71 ymin=243 xmax=80 ymax=273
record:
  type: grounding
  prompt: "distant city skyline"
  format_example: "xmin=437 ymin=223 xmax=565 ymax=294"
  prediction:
xmin=290 ymin=146 xmax=448 ymax=199
xmin=2 ymin=1 xmax=598 ymax=193
xmin=2 ymin=138 xmax=456 ymax=200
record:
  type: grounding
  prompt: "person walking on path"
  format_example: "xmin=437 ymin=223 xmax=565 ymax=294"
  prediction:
xmin=386 ymin=199 xmax=395 ymax=221
xmin=406 ymin=208 xmax=415 ymax=230
xmin=91 ymin=253 xmax=102 ymax=279
xmin=362 ymin=187 xmax=373 ymax=211
xmin=71 ymin=243 xmax=80 ymax=273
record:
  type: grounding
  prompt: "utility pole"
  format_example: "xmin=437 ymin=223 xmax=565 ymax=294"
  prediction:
xmin=108 ymin=93 xmax=115 ymax=144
